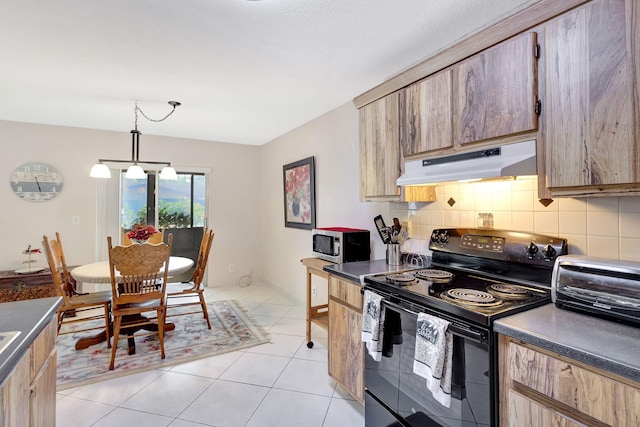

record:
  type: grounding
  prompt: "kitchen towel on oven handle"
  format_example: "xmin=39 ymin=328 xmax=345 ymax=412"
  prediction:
xmin=413 ymin=312 xmax=453 ymax=408
xmin=361 ymin=290 xmax=385 ymax=361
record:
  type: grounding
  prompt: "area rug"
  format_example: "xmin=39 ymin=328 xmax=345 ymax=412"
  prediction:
xmin=56 ymin=299 xmax=270 ymax=390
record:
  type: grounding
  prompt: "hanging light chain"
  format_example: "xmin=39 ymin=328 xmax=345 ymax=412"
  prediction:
xmin=134 ymin=101 xmax=181 ymax=130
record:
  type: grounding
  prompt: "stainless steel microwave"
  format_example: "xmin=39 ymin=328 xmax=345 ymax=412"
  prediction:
xmin=312 ymin=227 xmax=370 ymax=264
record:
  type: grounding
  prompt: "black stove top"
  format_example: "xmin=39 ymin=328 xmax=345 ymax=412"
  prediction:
xmin=363 ymin=228 xmax=568 ymax=327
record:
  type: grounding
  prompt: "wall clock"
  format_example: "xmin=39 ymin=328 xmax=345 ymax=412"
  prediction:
xmin=10 ymin=162 xmax=64 ymax=202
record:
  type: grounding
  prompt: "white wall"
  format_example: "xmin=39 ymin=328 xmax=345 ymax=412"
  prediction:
xmin=257 ymin=102 xmax=389 ymax=303
xmin=4 ymin=106 xmax=640 ymax=304
xmin=0 ymin=120 xmax=261 ymax=287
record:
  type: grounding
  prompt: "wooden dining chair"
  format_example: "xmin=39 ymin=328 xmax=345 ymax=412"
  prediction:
xmin=121 ymin=226 xmax=165 ymax=245
xmin=166 ymin=228 xmax=214 ymax=329
xmin=52 ymin=231 xmax=83 ymax=296
xmin=107 ymin=234 xmax=173 ymax=370
xmin=42 ymin=234 xmax=112 ymax=348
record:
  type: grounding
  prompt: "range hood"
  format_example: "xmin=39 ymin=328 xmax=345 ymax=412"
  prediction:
xmin=397 ymin=140 xmax=537 ymax=186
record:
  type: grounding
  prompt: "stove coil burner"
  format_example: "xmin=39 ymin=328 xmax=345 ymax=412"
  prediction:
xmin=487 ymin=283 xmax=531 ymax=300
xmin=442 ymin=288 xmax=503 ymax=307
xmin=385 ymin=273 xmax=416 ymax=285
xmin=414 ymin=269 xmax=454 ymax=283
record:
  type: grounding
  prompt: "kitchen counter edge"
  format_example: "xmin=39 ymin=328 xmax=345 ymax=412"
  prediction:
xmin=0 ymin=297 xmax=62 ymax=386
xmin=494 ymin=303 xmax=640 ymax=383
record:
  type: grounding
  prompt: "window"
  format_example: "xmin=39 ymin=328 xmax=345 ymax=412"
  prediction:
xmin=121 ymin=172 xmax=206 ymax=229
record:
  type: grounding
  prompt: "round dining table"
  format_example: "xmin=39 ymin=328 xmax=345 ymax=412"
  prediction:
xmin=70 ymin=256 xmax=194 ymax=352
xmin=70 ymin=256 xmax=194 ymax=284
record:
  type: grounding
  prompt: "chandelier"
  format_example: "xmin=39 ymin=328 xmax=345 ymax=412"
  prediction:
xmin=90 ymin=101 xmax=181 ymax=180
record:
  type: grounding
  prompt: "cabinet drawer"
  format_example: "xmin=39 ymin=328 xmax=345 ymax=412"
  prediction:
xmin=329 ymin=278 xmax=363 ymax=309
xmin=508 ymin=390 xmax=586 ymax=427
xmin=509 ymin=342 xmax=640 ymax=426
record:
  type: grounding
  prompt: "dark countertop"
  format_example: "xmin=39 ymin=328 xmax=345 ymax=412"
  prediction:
xmin=0 ymin=297 xmax=62 ymax=386
xmin=494 ymin=303 xmax=640 ymax=383
xmin=323 ymin=259 xmax=418 ymax=284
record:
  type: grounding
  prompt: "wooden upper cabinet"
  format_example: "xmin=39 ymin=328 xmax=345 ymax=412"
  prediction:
xmin=454 ymin=32 xmax=538 ymax=145
xmin=543 ymin=0 xmax=640 ymax=194
xmin=399 ymin=70 xmax=453 ymax=156
xmin=359 ymin=92 xmax=401 ymax=200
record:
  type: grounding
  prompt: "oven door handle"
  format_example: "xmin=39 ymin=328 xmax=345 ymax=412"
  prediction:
xmin=381 ymin=299 xmax=487 ymax=343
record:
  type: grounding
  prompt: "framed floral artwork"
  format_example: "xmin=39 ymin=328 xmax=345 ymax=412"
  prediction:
xmin=283 ymin=156 xmax=316 ymax=229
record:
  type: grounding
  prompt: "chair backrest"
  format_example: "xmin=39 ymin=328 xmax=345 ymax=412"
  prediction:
xmin=148 ymin=227 xmax=165 ymax=244
xmin=108 ymin=234 xmax=172 ymax=307
xmin=42 ymin=235 xmax=73 ymax=306
xmin=192 ymin=228 xmax=214 ymax=286
xmin=53 ymin=231 xmax=77 ymax=293
xmin=121 ymin=226 xmax=165 ymax=245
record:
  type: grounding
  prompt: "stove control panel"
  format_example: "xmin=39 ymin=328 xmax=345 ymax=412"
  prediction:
xmin=460 ymin=234 xmax=505 ymax=252
xmin=429 ymin=228 xmax=568 ymax=267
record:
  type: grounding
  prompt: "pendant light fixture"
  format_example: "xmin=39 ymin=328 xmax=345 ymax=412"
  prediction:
xmin=90 ymin=100 xmax=181 ymax=180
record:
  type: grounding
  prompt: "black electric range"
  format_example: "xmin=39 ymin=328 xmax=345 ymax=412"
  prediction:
xmin=364 ymin=228 xmax=568 ymax=327
xmin=363 ymin=228 xmax=568 ymax=427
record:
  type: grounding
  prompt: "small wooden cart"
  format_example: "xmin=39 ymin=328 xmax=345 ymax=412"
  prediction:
xmin=300 ymin=257 xmax=333 ymax=348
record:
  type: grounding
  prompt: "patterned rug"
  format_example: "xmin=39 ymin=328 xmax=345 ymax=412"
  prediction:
xmin=56 ymin=300 xmax=270 ymax=390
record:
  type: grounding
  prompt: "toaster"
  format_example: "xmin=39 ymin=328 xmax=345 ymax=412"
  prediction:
xmin=551 ymin=255 xmax=640 ymax=326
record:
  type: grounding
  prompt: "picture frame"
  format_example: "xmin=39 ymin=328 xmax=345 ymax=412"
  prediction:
xmin=283 ymin=156 xmax=316 ymax=229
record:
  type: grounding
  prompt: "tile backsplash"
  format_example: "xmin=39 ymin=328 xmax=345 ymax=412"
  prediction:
xmin=393 ymin=176 xmax=640 ymax=262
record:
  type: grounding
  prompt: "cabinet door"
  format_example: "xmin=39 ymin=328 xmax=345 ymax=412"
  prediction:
xmin=359 ymin=92 xmax=401 ymax=200
xmin=328 ymin=277 xmax=364 ymax=403
xmin=544 ymin=0 xmax=640 ymax=190
xmin=30 ymin=349 xmax=56 ymax=427
xmin=400 ymin=70 xmax=453 ymax=156
xmin=454 ymin=32 xmax=538 ymax=144
xmin=328 ymin=298 xmax=364 ymax=403
xmin=0 ymin=352 xmax=30 ymax=427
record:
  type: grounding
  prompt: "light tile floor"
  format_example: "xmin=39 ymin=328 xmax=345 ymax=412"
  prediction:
xmin=56 ymin=282 xmax=365 ymax=427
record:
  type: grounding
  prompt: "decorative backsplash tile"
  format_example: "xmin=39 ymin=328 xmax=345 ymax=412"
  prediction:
xmin=391 ymin=176 xmax=640 ymax=262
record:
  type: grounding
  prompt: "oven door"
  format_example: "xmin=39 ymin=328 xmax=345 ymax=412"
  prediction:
xmin=365 ymin=298 xmax=492 ymax=427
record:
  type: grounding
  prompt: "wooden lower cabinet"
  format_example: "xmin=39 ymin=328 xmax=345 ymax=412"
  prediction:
xmin=499 ymin=334 xmax=640 ymax=426
xmin=0 ymin=316 xmax=57 ymax=427
xmin=328 ymin=275 xmax=364 ymax=404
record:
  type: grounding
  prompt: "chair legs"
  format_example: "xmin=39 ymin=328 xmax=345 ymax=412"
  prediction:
xmin=103 ymin=304 xmax=111 ymax=349
xmin=158 ymin=308 xmax=166 ymax=360
xmin=109 ymin=315 xmax=123 ymax=370
xmin=108 ymin=310 xmax=167 ymax=370
xmin=198 ymin=292 xmax=212 ymax=329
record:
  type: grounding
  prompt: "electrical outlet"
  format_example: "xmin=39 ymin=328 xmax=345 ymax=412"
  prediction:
xmin=228 ymin=264 xmax=235 ymax=273
xmin=312 ymin=285 xmax=317 ymax=298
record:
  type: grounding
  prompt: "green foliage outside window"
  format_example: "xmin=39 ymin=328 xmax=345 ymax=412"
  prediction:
xmin=130 ymin=200 xmax=205 ymax=229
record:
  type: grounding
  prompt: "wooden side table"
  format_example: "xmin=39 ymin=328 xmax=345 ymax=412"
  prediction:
xmin=300 ymin=257 xmax=333 ymax=348
xmin=0 ymin=268 xmax=53 ymax=291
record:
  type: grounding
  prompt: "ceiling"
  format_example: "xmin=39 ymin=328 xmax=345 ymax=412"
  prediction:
xmin=0 ymin=0 xmax=536 ymax=146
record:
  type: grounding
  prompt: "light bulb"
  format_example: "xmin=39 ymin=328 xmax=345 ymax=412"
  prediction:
xmin=125 ymin=164 xmax=147 ymax=179
xmin=159 ymin=166 xmax=178 ymax=180
xmin=90 ymin=163 xmax=111 ymax=178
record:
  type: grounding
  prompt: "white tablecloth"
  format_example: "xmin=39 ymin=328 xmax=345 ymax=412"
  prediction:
xmin=70 ymin=256 xmax=194 ymax=284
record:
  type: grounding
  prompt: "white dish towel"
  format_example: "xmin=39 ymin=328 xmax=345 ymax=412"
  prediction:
xmin=413 ymin=312 xmax=453 ymax=407
xmin=361 ymin=290 xmax=385 ymax=362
